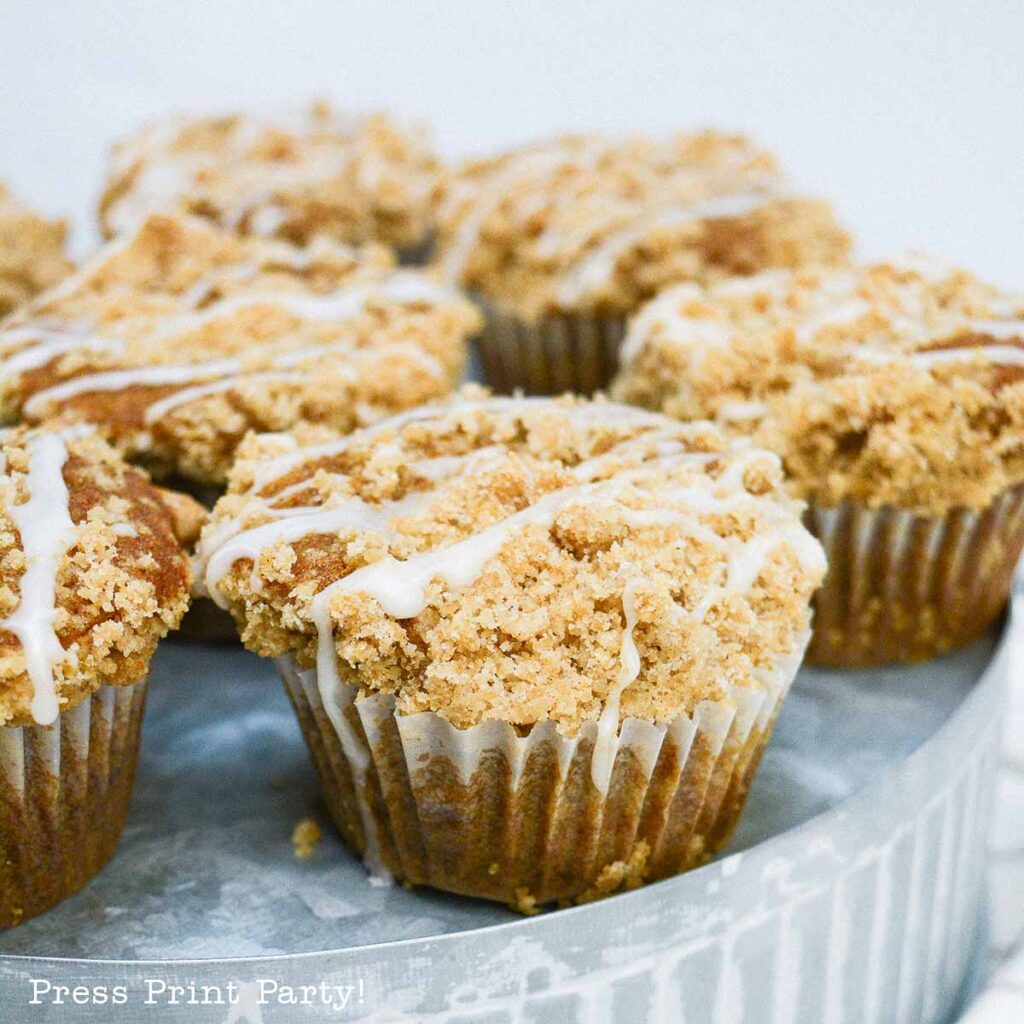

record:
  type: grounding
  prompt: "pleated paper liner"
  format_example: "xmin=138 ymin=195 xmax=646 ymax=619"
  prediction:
xmin=476 ymin=299 xmax=626 ymax=397
xmin=806 ymin=483 xmax=1024 ymax=667
xmin=277 ymin=635 xmax=807 ymax=907
xmin=0 ymin=679 xmax=148 ymax=928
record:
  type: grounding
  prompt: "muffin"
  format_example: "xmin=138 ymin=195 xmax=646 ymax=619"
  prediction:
xmin=0 ymin=212 xmax=480 ymax=491
xmin=0 ymin=424 xmax=196 ymax=927
xmin=0 ymin=185 xmax=73 ymax=319
xmin=614 ymin=261 xmax=1024 ymax=666
xmin=194 ymin=393 xmax=824 ymax=906
xmin=99 ymin=103 xmax=442 ymax=259
xmin=434 ymin=132 xmax=850 ymax=395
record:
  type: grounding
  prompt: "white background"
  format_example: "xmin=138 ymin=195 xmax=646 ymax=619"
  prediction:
xmin=1 ymin=0 xmax=1023 ymax=278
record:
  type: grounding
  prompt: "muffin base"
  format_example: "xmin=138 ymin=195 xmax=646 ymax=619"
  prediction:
xmin=277 ymin=637 xmax=806 ymax=907
xmin=0 ymin=680 xmax=148 ymax=928
xmin=806 ymin=485 xmax=1024 ymax=667
xmin=477 ymin=301 xmax=625 ymax=396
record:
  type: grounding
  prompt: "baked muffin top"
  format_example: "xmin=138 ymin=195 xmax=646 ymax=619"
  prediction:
xmin=99 ymin=103 xmax=441 ymax=252
xmin=0 ymin=185 xmax=74 ymax=320
xmin=434 ymin=132 xmax=851 ymax=320
xmin=0 ymin=214 xmax=480 ymax=486
xmin=613 ymin=261 xmax=1024 ymax=512
xmin=0 ymin=425 xmax=196 ymax=728
xmin=195 ymin=393 xmax=824 ymax=737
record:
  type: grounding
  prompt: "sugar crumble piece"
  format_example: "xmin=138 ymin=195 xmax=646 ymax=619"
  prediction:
xmin=292 ymin=817 xmax=322 ymax=860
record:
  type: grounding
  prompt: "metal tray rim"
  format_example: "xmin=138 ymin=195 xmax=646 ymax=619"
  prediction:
xmin=1 ymin=607 xmax=1013 ymax=969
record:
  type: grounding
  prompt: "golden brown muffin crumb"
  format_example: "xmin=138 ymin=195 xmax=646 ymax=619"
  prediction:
xmin=614 ymin=261 xmax=1024 ymax=512
xmin=0 ymin=424 xmax=192 ymax=728
xmin=196 ymin=393 xmax=823 ymax=734
xmin=100 ymin=103 xmax=442 ymax=252
xmin=511 ymin=889 xmax=541 ymax=915
xmin=0 ymin=185 xmax=73 ymax=319
xmin=292 ymin=817 xmax=323 ymax=859
xmin=0 ymin=214 xmax=480 ymax=486
xmin=575 ymin=840 xmax=651 ymax=904
xmin=434 ymin=133 xmax=850 ymax=319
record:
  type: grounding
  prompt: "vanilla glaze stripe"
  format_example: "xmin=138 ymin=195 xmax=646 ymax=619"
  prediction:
xmin=6 ymin=270 xmax=461 ymax=417
xmin=0 ymin=329 xmax=126 ymax=382
xmin=240 ymin=397 xmax=677 ymax=495
xmin=141 ymin=372 xmax=308 ymax=425
xmin=555 ymin=191 xmax=783 ymax=306
xmin=21 ymin=359 xmax=244 ymax=417
xmin=145 ymin=272 xmax=462 ymax=342
xmin=439 ymin=143 xmax=611 ymax=284
xmin=0 ymin=431 xmax=78 ymax=725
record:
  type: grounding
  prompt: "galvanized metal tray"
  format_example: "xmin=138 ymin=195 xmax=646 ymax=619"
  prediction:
xmin=0 ymin=611 xmax=1011 ymax=1023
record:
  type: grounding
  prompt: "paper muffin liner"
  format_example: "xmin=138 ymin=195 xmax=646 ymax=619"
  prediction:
xmin=806 ymin=484 xmax=1024 ymax=667
xmin=277 ymin=634 xmax=807 ymax=906
xmin=0 ymin=679 xmax=148 ymax=928
xmin=476 ymin=300 xmax=626 ymax=396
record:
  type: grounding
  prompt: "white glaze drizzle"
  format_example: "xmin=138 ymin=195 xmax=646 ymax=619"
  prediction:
xmin=105 ymin=108 xmax=385 ymax=237
xmin=139 ymin=340 xmax=442 ymax=427
xmin=962 ymin=317 xmax=1024 ymax=340
xmin=137 ymin=340 xmax=443 ymax=426
xmin=196 ymin=442 xmax=518 ymax=600
xmin=196 ymin=399 xmax=824 ymax=808
xmin=0 ymin=329 xmax=125 ymax=383
xmin=555 ymin=191 xmax=780 ymax=306
xmin=621 ymin=268 xmax=1024 ymax=380
xmin=717 ymin=399 xmax=770 ymax=423
xmin=147 ymin=272 xmax=459 ymax=341
xmin=0 ymin=432 xmax=78 ymax=725
xmin=620 ymin=284 xmax=732 ymax=370
xmin=203 ymin=492 xmax=425 ymax=605
xmin=318 ymin=484 xmax=600 ymax=619
xmin=591 ymin=580 xmax=641 ymax=792
xmin=18 ymin=281 xmax=455 ymax=424
xmin=242 ymin=396 xmax=671 ymax=494
xmin=141 ymin=371 xmax=307 ymax=425
xmin=5 ymin=241 xmax=459 ymax=421
xmin=910 ymin=342 xmax=1024 ymax=368
xmin=290 ymin=458 xmax=819 ymax=795
xmin=439 ymin=143 xmax=610 ymax=283
xmin=793 ymin=297 xmax=874 ymax=342
xmin=22 ymin=359 xmax=244 ymax=417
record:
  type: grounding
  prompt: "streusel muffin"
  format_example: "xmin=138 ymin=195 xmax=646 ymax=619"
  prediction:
xmin=614 ymin=261 xmax=1024 ymax=665
xmin=435 ymin=132 xmax=850 ymax=394
xmin=0 ymin=425 xmax=196 ymax=927
xmin=0 ymin=185 xmax=73 ymax=319
xmin=194 ymin=393 xmax=824 ymax=906
xmin=100 ymin=103 xmax=441 ymax=258
xmin=0 ymin=213 xmax=480 ymax=490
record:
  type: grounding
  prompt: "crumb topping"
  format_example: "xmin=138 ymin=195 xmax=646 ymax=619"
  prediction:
xmin=433 ymin=132 xmax=850 ymax=319
xmin=0 ymin=424 xmax=194 ymax=728
xmin=292 ymin=817 xmax=322 ymax=859
xmin=0 ymin=185 xmax=73 ymax=319
xmin=196 ymin=392 xmax=823 ymax=735
xmin=99 ymin=103 xmax=442 ymax=251
xmin=0 ymin=214 xmax=480 ymax=485
xmin=613 ymin=261 xmax=1024 ymax=511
